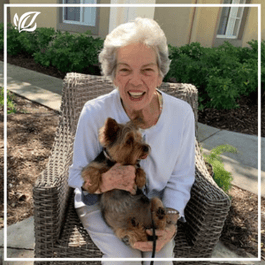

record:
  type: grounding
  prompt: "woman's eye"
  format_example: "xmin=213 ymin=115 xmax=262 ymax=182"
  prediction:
xmin=118 ymin=68 xmax=130 ymax=75
xmin=143 ymin=68 xmax=154 ymax=74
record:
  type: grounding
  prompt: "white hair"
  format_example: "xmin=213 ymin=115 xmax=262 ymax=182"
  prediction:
xmin=98 ymin=17 xmax=171 ymax=81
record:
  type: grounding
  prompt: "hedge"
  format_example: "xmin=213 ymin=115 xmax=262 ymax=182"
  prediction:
xmin=164 ymin=41 xmax=264 ymax=110
xmin=0 ymin=23 xmax=103 ymax=74
xmin=1 ymin=23 xmax=263 ymax=110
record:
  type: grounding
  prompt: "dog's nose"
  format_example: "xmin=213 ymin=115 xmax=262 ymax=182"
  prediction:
xmin=143 ymin=145 xmax=150 ymax=153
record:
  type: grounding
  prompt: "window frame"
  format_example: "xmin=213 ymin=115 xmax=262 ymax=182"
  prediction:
xmin=62 ymin=0 xmax=97 ymax=27
xmin=216 ymin=0 xmax=246 ymax=39
xmin=57 ymin=0 xmax=100 ymax=35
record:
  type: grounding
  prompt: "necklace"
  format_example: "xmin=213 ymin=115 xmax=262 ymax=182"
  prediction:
xmin=155 ymin=90 xmax=163 ymax=125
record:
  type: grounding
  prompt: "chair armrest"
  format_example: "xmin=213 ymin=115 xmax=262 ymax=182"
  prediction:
xmin=182 ymin=141 xmax=231 ymax=256
xmin=33 ymin=116 xmax=74 ymax=258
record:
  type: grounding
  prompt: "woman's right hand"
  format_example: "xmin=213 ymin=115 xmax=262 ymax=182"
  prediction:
xmin=99 ymin=163 xmax=137 ymax=194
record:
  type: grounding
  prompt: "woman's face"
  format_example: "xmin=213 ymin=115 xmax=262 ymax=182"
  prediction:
xmin=113 ymin=43 xmax=162 ymax=114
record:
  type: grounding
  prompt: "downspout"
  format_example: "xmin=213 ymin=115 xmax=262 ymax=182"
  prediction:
xmin=188 ymin=0 xmax=198 ymax=44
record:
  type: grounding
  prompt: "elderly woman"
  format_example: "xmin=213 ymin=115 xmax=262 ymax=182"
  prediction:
xmin=68 ymin=17 xmax=195 ymax=264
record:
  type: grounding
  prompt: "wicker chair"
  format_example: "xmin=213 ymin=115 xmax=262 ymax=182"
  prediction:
xmin=33 ymin=73 xmax=231 ymax=265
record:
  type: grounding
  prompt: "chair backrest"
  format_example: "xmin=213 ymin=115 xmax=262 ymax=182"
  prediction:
xmin=62 ymin=73 xmax=198 ymax=136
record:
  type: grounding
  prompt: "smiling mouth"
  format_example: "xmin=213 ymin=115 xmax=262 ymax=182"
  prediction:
xmin=128 ymin=91 xmax=146 ymax=99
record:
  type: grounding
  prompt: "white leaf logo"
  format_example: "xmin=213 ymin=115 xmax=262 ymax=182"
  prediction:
xmin=13 ymin=11 xmax=41 ymax=33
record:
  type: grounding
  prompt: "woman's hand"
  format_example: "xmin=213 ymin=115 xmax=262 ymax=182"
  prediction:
xmin=99 ymin=163 xmax=137 ymax=194
xmin=133 ymin=224 xmax=176 ymax=252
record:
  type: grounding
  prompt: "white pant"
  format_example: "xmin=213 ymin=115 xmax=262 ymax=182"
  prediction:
xmin=76 ymin=203 xmax=175 ymax=265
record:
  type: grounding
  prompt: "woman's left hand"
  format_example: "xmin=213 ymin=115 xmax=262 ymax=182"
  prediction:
xmin=133 ymin=224 xmax=176 ymax=252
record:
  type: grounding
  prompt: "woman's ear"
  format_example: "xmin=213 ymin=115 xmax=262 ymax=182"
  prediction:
xmin=113 ymin=78 xmax=118 ymax=88
xmin=157 ymin=75 xmax=163 ymax=88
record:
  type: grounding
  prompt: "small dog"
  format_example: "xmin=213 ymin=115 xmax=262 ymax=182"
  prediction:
xmin=82 ymin=117 xmax=168 ymax=247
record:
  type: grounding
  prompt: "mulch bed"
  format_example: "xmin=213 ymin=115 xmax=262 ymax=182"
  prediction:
xmin=0 ymin=53 xmax=264 ymax=260
xmin=0 ymin=95 xmax=59 ymax=225
xmin=199 ymin=95 xmax=264 ymax=137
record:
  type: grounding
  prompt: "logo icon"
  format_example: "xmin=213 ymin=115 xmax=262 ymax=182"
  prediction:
xmin=14 ymin=11 xmax=41 ymax=33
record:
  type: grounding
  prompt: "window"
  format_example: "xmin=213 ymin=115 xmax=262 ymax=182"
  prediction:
xmin=217 ymin=0 xmax=246 ymax=39
xmin=63 ymin=0 xmax=97 ymax=27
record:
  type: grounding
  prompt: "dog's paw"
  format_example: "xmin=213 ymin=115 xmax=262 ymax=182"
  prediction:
xmin=135 ymin=168 xmax=146 ymax=188
xmin=156 ymin=207 xmax=166 ymax=220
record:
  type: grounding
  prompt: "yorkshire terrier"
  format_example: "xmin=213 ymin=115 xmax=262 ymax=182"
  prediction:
xmin=81 ymin=117 xmax=169 ymax=246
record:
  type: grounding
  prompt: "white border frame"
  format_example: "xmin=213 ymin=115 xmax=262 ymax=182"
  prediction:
xmin=3 ymin=3 xmax=261 ymax=263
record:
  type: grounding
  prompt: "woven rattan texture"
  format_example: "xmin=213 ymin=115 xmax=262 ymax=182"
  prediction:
xmin=33 ymin=73 xmax=230 ymax=264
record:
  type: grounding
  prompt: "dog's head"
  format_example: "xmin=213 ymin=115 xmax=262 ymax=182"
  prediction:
xmin=99 ymin=117 xmax=150 ymax=165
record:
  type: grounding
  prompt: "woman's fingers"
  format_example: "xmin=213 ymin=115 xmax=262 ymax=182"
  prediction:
xmin=100 ymin=163 xmax=136 ymax=193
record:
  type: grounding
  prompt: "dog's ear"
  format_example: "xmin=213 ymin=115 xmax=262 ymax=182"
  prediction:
xmin=99 ymin=118 xmax=120 ymax=146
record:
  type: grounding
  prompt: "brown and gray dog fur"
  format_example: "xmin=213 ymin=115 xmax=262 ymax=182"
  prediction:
xmin=82 ymin=117 xmax=168 ymax=246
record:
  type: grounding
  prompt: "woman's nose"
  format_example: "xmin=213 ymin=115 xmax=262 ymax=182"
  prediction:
xmin=129 ymin=71 xmax=143 ymax=86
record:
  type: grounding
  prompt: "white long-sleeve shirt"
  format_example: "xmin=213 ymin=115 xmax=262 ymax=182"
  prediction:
xmin=68 ymin=89 xmax=195 ymax=219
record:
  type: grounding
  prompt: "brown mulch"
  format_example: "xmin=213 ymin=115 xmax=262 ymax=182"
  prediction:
xmin=0 ymin=95 xmax=59 ymax=226
xmin=222 ymin=186 xmax=265 ymax=259
xmin=0 ymin=53 xmax=264 ymax=260
xmin=199 ymin=95 xmax=265 ymax=138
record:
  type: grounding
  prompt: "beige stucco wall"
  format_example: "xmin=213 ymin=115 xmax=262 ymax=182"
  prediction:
xmin=242 ymin=5 xmax=258 ymax=47
xmin=0 ymin=0 xmax=11 ymax=23
xmin=154 ymin=0 xmax=194 ymax=47
xmin=192 ymin=1 xmax=222 ymax=47
xmin=9 ymin=0 xmax=58 ymax=29
xmin=155 ymin=0 xmax=263 ymax=48
xmin=108 ymin=0 xmax=155 ymax=33
xmin=242 ymin=0 xmax=263 ymax=47
xmin=154 ymin=0 xmax=224 ymax=47
xmin=7 ymin=0 xmax=110 ymax=39
xmin=97 ymin=0 xmax=110 ymax=38
xmin=185 ymin=0 xmax=262 ymax=47
xmin=261 ymin=1 xmax=265 ymax=40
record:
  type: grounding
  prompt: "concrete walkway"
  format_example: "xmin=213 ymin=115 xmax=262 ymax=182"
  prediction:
xmin=0 ymin=61 xmax=264 ymax=264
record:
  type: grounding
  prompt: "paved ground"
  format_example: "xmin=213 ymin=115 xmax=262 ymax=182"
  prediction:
xmin=1 ymin=61 xmax=264 ymax=264
xmin=199 ymin=123 xmax=264 ymax=196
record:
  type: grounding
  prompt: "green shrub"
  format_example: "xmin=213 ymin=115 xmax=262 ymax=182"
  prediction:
xmin=0 ymin=88 xmax=16 ymax=114
xmin=17 ymin=27 xmax=56 ymax=56
xmin=0 ymin=23 xmax=103 ymax=75
xmin=203 ymin=45 xmax=250 ymax=109
xmin=203 ymin=144 xmax=237 ymax=193
xmin=0 ymin=23 xmax=3 ymax=51
xmin=2 ymin=23 xmax=21 ymax=56
xmin=167 ymin=43 xmax=208 ymax=92
xmin=240 ymin=39 xmax=265 ymax=96
xmin=34 ymin=30 xmax=103 ymax=73
xmin=165 ymin=40 xmax=263 ymax=110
